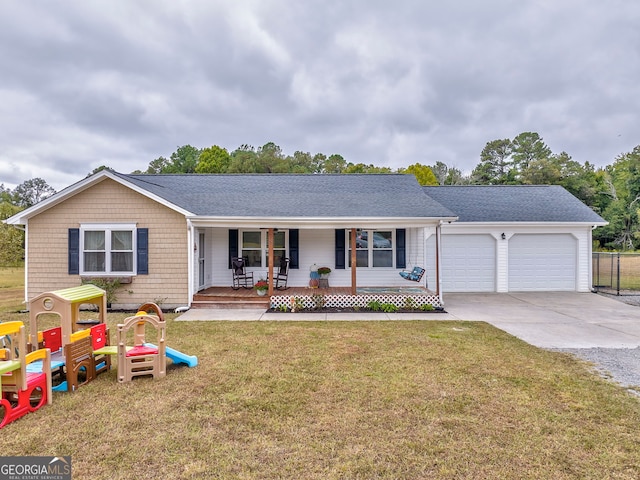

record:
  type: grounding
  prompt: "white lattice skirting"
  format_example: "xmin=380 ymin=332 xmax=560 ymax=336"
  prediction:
xmin=269 ymin=293 xmax=442 ymax=311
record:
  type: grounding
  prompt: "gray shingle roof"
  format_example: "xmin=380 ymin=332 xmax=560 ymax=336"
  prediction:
xmin=117 ymin=173 xmax=457 ymax=218
xmin=422 ymin=185 xmax=606 ymax=223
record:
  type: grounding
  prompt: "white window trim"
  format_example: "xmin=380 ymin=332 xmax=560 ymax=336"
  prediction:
xmin=80 ymin=223 xmax=137 ymax=276
xmin=348 ymin=229 xmax=396 ymax=269
xmin=239 ymin=229 xmax=289 ymax=268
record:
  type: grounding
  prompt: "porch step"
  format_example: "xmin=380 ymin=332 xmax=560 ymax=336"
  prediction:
xmin=191 ymin=301 xmax=269 ymax=309
xmin=191 ymin=301 xmax=269 ymax=310
xmin=191 ymin=299 xmax=269 ymax=309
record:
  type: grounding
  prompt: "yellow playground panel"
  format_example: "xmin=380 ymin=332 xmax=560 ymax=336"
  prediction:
xmin=29 ymin=284 xmax=107 ymax=349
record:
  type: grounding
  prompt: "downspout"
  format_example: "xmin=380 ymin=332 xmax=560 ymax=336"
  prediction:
xmin=436 ymin=222 xmax=442 ymax=304
xmin=187 ymin=219 xmax=194 ymax=308
xmin=589 ymin=225 xmax=597 ymax=292
xmin=14 ymin=224 xmax=28 ymax=305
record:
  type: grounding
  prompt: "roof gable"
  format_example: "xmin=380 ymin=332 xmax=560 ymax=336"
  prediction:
xmin=422 ymin=185 xmax=606 ymax=223
xmin=4 ymin=170 xmax=192 ymax=224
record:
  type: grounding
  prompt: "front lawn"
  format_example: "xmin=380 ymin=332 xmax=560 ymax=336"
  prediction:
xmin=1 ymin=311 xmax=639 ymax=479
xmin=0 ymin=266 xmax=25 ymax=313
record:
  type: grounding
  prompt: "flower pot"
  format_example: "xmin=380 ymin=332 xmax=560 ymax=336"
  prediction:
xmin=256 ymin=289 xmax=267 ymax=296
xmin=320 ymin=274 xmax=329 ymax=279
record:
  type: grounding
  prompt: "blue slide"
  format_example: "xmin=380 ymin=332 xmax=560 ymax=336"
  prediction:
xmin=164 ymin=345 xmax=198 ymax=367
xmin=144 ymin=343 xmax=198 ymax=367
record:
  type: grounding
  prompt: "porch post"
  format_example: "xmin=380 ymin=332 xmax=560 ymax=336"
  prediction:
xmin=268 ymin=228 xmax=274 ymax=296
xmin=351 ymin=228 xmax=357 ymax=295
xmin=436 ymin=222 xmax=442 ymax=302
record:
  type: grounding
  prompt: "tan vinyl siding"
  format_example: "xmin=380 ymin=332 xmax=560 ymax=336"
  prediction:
xmin=27 ymin=178 xmax=188 ymax=308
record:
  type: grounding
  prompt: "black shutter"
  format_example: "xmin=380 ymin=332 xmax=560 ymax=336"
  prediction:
xmin=68 ymin=228 xmax=80 ymax=275
xmin=289 ymin=229 xmax=299 ymax=269
xmin=137 ymin=228 xmax=149 ymax=275
xmin=396 ymin=228 xmax=406 ymax=269
xmin=335 ymin=229 xmax=345 ymax=269
xmin=229 ymin=229 xmax=238 ymax=268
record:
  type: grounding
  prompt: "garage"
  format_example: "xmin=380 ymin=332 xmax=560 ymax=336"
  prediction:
xmin=508 ymin=234 xmax=577 ymax=291
xmin=423 ymin=185 xmax=606 ymax=293
xmin=428 ymin=234 xmax=496 ymax=292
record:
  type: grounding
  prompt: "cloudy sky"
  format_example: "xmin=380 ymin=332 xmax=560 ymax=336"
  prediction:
xmin=1 ymin=1 xmax=639 ymax=191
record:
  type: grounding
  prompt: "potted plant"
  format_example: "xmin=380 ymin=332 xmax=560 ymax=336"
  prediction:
xmin=318 ymin=267 xmax=331 ymax=278
xmin=254 ymin=280 xmax=268 ymax=296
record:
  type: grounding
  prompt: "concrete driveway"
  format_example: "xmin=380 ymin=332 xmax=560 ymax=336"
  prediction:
xmin=178 ymin=291 xmax=640 ymax=349
xmin=442 ymin=292 xmax=640 ymax=349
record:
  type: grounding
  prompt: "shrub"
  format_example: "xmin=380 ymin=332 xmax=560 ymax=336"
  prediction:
xmin=367 ymin=301 xmax=382 ymax=312
xmin=381 ymin=303 xmax=398 ymax=313
xmin=403 ymin=297 xmax=417 ymax=310
xmin=290 ymin=296 xmax=305 ymax=312
xmin=82 ymin=277 xmax=122 ymax=306
xmin=311 ymin=294 xmax=325 ymax=310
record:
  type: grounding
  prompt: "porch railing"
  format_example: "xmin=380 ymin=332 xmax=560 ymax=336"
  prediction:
xmin=269 ymin=291 xmax=442 ymax=311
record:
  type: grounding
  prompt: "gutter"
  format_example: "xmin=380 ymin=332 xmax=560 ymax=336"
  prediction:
xmin=187 ymin=216 xmax=459 ymax=229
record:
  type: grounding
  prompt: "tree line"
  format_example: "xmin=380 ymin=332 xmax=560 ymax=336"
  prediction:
xmin=131 ymin=142 xmax=443 ymax=185
xmin=2 ymin=134 xmax=640 ymax=265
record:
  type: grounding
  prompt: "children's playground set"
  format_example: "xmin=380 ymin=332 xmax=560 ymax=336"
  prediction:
xmin=1 ymin=284 xmax=197 ymax=428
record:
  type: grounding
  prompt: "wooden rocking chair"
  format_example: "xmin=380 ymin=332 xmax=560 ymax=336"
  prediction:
xmin=231 ymin=257 xmax=254 ymax=290
xmin=273 ymin=257 xmax=290 ymax=290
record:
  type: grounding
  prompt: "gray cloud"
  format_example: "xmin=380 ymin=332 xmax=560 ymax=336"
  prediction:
xmin=1 ymin=0 xmax=639 ymax=191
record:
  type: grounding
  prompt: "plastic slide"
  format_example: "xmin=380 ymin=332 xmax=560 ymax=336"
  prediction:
xmin=166 ymin=345 xmax=198 ymax=367
xmin=144 ymin=343 xmax=198 ymax=368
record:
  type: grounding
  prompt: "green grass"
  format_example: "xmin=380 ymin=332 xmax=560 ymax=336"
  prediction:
xmin=2 ymin=268 xmax=640 ymax=479
xmin=1 ymin=316 xmax=639 ymax=479
xmin=0 ymin=266 xmax=25 ymax=313
xmin=594 ymin=253 xmax=640 ymax=290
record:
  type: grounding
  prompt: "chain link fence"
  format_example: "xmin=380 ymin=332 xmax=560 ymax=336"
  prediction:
xmin=592 ymin=252 xmax=640 ymax=295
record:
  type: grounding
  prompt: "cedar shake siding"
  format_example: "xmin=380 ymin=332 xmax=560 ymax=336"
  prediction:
xmin=27 ymin=178 xmax=189 ymax=308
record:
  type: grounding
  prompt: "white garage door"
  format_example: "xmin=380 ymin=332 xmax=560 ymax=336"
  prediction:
xmin=508 ymin=234 xmax=576 ymax=291
xmin=428 ymin=234 xmax=496 ymax=292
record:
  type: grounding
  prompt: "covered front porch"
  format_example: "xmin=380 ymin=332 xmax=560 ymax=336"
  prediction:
xmin=189 ymin=223 xmax=447 ymax=311
xmin=192 ymin=285 xmax=442 ymax=311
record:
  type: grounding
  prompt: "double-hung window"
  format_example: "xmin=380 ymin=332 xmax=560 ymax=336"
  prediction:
xmin=81 ymin=224 xmax=136 ymax=275
xmin=240 ymin=230 xmax=287 ymax=267
xmin=348 ymin=229 xmax=394 ymax=268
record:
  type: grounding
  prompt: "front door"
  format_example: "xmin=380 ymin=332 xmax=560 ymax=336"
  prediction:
xmin=198 ymin=232 xmax=205 ymax=289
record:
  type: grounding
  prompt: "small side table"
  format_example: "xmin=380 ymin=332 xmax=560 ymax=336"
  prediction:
xmin=318 ymin=278 xmax=329 ymax=289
